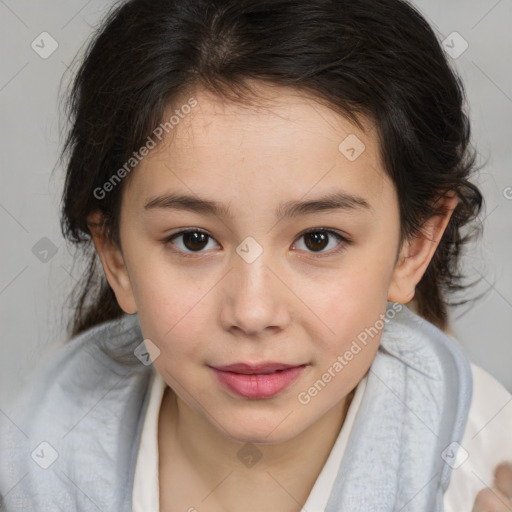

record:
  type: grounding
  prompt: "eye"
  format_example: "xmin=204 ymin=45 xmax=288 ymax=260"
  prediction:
xmin=163 ymin=227 xmax=351 ymax=258
xmin=164 ymin=229 xmax=220 ymax=255
xmin=293 ymin=228 xmax=350 ymax=257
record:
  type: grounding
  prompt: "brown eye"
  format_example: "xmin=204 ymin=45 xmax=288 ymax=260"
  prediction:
xmin=294 ymin=228 xmax=349 ymax=256
xmin=165 ymin=229 xmax=220 ymax=254
xmin=304 ymin=231 xmax=329 ymax=251
xmin=181 ymin=231 xmax=209 ymax=251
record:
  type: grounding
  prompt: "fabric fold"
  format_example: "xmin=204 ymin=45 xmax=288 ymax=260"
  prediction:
xmin=0 ymin=303 xmax=472 ymax=511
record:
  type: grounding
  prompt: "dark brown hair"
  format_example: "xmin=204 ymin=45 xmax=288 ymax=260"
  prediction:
xmin=59 ymin=0 xmax=484 ymax=337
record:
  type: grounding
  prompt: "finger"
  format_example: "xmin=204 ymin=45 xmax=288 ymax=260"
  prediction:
xmin=472 ymin=487 xmax=512 ymax=512
xmin=494 ymin=462 xmax=512 ymax=500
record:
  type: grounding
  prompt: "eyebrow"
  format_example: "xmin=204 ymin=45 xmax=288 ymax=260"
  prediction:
xmin=143 ymin=191 xmax=372 ymax=219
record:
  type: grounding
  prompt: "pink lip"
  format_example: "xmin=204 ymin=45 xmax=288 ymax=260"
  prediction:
xmin=209 ymin=362 xmax=307 ymax=399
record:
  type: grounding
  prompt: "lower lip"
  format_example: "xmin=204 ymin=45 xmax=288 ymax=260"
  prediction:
xmin=211 ymin=366 xmax=306 ymax=399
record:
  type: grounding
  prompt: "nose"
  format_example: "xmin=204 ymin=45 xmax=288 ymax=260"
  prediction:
xmin=219 ymin=247 xmax=292 ymax=337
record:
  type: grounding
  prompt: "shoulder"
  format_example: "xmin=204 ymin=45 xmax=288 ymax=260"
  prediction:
xmin=0 ymin=314 xmax=154 ymax=510
xmin=6 ymin=313 xmax=150 ymax=423
xmin=444 ymin=361 xmax=512 ymax=512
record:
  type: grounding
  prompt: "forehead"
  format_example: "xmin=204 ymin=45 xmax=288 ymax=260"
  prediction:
xmin=126 ymin=82 xmax=392 ymax=212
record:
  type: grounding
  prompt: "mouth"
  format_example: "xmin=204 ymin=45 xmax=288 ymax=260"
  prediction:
xmin=209 ymin=362 xmax=308 ymax=399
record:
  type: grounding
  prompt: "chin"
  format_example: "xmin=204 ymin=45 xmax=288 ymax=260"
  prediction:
xmin=217 ymin=415 xmax=302 ymax=446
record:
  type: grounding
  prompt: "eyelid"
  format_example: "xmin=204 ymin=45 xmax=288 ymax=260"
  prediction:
xmin=163 ymin=227 xmax=351 ymax=257
xmin=298 ymin=226 xmax=350 ymax=241
xmin=293 ymin=227 xmax=351 ymax=258
xmin=163 ymin=228 xmax=219 ymax=258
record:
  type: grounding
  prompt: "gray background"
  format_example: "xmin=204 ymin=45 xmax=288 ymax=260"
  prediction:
xmin=1 ymin=0 xmax=511 ymax=407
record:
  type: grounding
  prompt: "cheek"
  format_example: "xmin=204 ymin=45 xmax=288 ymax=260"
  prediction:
xmin=138 ymin=294 xmax=210 ymax=363
xmin=311 ymin=263 xmax=391 ymax=334
xmin=299 ymin=251 xmax=395 ymax=376
xmin=126 ymin=257 xmax=211 ymax=362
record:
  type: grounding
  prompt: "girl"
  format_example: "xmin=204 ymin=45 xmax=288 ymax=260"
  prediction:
xmin=1 ymin=0 xmax=511 ymax=510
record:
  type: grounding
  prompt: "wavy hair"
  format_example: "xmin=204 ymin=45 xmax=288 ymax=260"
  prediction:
xmin=59 ymin=0 xmax=484 ymax=336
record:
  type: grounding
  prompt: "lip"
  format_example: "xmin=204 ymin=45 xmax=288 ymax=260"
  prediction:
xmin=211 ymin=362 xmax=303 ymax=374
xmin=209 ymin=362 xmax=308 ymax=399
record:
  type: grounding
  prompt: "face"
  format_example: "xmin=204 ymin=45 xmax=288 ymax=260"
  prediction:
xmin=93 ymin=81 xmax=447 ymax=445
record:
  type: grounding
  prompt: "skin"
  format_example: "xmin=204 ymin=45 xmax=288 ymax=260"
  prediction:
xmin=472 ymin=462 xmax=512 ymax=512
xmin=88 ymin=81 xmax=458 ymax=511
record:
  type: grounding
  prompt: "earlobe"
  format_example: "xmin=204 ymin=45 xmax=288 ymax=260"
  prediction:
xmin=87 ymin=211 xmax=137 ymax=314
xmin=387 ymin=192 xmax=458 ymax=304
xmin=387 ymin=239 xmax=417 ymax=303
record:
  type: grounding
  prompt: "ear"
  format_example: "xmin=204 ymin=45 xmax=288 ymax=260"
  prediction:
xmin=87 ymin=210 xmax=137 ymax=314
xmin=387 ymin=192 xmax=458 ymax=304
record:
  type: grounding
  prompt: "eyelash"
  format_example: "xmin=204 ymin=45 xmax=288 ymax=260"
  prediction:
xmin=162 ymin=227 xmax=351 ymax=259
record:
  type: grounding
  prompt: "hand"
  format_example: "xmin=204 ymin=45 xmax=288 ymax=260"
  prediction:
xmin=472 ymin=462 xmax=512 ymax=511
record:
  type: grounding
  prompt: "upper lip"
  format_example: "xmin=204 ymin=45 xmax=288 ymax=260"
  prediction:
xmin=210 ymin=362 xmax=306 ymax=375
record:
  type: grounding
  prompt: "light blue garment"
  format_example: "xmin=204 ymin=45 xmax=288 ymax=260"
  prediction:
xmin=325 ymin=303 xmax=472 ymax=511
xmin=0 ymin=302 xmax=472 ymax=511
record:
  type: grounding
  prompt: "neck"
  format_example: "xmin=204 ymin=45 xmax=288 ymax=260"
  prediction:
xmin=159 ymin=385 xmax=355 ymax=504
